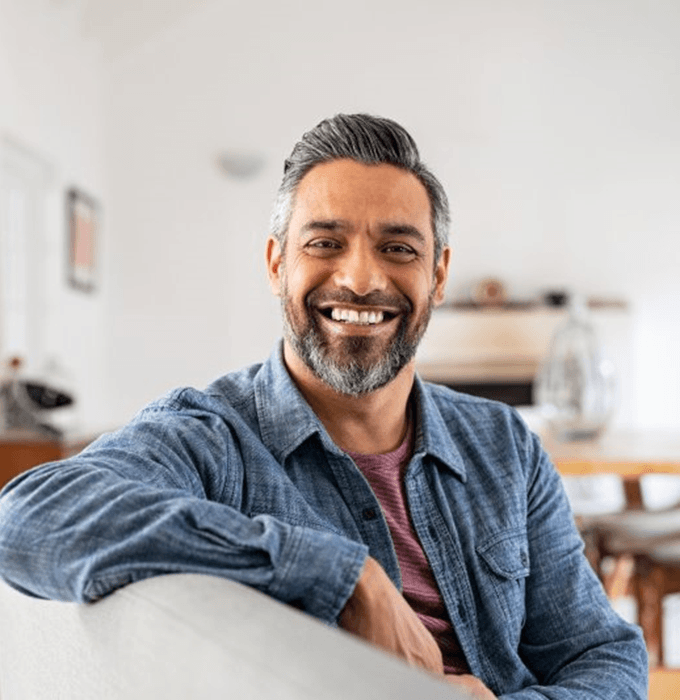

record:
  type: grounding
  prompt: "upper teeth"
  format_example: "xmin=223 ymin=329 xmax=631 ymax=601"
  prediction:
xmin=330 ymin=308 xmax=384 ymax=325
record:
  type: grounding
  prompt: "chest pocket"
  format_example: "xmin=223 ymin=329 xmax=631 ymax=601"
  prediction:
xmin=476 ymin=529 xmax=530 ymax=636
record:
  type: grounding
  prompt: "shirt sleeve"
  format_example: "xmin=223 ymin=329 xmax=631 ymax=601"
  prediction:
xmin=0 ymin=394 xmax=368 ymax=625
xmin=500 ymin=424 xmax=648 ymax=699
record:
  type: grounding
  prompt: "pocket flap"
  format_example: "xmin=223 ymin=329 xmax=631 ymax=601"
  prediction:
xmin=477 ymin=530 xmax=530 ymax=580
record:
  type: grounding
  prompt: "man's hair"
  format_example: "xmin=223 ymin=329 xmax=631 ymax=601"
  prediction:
xmin=270 ymin=113 xmax=450 ymax=263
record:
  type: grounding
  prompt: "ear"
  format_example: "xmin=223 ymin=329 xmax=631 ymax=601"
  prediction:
xmin=266 ymin=236 xmax=283 ymax=296
xmin=432 ymin=246 xmax=451 ymax=307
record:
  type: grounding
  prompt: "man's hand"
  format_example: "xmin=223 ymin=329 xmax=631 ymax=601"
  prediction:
xmin=339 ymin=556 xmax=443 ymax=674
xmin=445 ymin=674 xmax=497 ymax=699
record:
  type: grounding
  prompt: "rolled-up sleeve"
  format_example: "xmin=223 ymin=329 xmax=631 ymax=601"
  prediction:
xmin=0 ymin=393 xmax=367 ymax=625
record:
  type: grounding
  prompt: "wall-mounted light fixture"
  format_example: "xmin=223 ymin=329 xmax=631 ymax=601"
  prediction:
xmin=216 ymin=151 xmax=265 ymax=180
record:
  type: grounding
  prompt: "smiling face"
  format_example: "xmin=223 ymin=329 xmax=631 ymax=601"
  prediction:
xmin=267 ymin=158 xmax=450 ymax=397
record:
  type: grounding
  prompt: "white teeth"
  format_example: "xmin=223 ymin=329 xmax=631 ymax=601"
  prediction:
xmin=328 ymin=308 xmax=385 ymax=325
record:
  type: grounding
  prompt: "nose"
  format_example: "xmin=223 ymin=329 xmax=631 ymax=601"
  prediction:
xmin=331 ymin=241 xmax=388 ymax=297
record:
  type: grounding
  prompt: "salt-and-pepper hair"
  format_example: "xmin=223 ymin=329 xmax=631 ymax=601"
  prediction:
xmin=270 ymin=114 xmax=450 ymax=264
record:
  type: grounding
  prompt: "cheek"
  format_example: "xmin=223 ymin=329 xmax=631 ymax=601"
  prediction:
xmin=284 ymin=259 xmax=330 ymax=300
xmin=398 ymin=271 xmax=437 ymax=307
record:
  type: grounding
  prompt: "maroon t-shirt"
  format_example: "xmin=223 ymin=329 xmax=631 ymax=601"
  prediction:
xmin=347 ymin=429 xmax=470 ymax=675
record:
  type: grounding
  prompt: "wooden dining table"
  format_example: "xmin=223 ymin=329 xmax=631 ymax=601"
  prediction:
xmin=543 ymin=429 xmax=680 ymax=477
xmin=542 ymin=429 xmax=680 ymax=509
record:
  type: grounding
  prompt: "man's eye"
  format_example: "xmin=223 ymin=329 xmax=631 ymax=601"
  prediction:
xmin=383 ymin=244 xmax=416 ymax=257
xmin=307 ymin=239 xmax=341 ymax=252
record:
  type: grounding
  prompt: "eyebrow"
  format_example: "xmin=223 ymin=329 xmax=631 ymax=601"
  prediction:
xmin=300 ymin=219 xmax=427 ymax=246
xmin=300 ymin=220 xmax=344 ymax=234
xmin=379 ymin=223 xmax=427 ymax=246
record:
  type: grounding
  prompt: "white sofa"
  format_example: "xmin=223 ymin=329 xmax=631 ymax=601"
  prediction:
xmin=0 ymin=573 xmax=465 ymax=699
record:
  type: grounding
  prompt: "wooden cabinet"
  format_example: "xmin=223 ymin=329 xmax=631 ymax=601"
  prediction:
xmin=0 ymin=433 xmax=92 ymax=489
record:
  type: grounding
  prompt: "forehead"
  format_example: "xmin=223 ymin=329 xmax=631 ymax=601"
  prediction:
xmin=289 ymin=159 xmax=433 ymax=239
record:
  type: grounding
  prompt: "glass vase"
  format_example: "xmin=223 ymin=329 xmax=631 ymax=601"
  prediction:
xmin=536 ymin=297 xmax=616 ymax=440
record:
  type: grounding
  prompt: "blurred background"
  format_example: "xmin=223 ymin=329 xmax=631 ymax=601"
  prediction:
xmin=1 ymin=0 xmax=679 ymax=431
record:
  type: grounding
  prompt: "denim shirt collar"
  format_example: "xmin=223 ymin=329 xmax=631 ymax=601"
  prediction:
xmin=254 ymin=343 xmax=341 ymax=463
xmin=255 ymin=341 xmax=467 ymax=481
xmin=411 ymin=376 xmax=468 ymax=482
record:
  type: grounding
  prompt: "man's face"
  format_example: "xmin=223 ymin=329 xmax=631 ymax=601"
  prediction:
xmin=267 ymin=158 xmax=450 ymax=396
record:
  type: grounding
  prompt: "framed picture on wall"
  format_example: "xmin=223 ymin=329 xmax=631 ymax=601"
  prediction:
xmin=67 ymin=188 xmax=99 ymax=292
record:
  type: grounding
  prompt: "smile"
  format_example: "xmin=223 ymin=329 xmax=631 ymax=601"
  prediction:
xmin=318 ymin=307 xmax=398 ymax=326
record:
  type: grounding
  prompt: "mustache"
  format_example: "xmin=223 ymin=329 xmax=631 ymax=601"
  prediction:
xmin=306 ymin=288 xmax=412 ymax=313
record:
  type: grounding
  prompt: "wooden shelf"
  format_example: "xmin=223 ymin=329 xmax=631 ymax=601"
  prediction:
xmin=416 ymin=305 xmax=631 ymax=385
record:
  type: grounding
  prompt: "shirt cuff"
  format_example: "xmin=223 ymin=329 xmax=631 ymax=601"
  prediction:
xmin=269 ymin=524 xmax=368 ymax=624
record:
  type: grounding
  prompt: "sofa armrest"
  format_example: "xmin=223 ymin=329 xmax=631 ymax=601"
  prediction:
xmin=0 ymin=573 xmax=465 ymax=699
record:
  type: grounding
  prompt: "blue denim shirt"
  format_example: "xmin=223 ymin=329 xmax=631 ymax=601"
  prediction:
xmin=0 ymin=343 xmax=646 ymax=698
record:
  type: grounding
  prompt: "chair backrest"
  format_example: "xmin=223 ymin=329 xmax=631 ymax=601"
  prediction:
xmin=0 ymin=573 xmax=464 ymax=700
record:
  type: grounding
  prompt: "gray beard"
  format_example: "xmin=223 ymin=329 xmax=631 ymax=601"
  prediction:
xmin=281 ymin=293 xmax=432 ymax=397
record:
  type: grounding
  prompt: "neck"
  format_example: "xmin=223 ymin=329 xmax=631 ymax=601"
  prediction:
xmin=282 ymin=340 xmax=415 ymax=455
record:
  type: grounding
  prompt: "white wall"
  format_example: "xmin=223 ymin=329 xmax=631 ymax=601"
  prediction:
xmin=102 ymin=0 xmax=680 ymax=430
xmin=0 ymin=0 xmax=676 ymax=432
xmin=0 ymin=0 xmax=108 ymax=430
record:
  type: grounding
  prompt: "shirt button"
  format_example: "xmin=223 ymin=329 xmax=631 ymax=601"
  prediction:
xmin=362 ymin=508 xmax=377 ymax=521
xmin=520 ymin=551 xmax=528 ymax=566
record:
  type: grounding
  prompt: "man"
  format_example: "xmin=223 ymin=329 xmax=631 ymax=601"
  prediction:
xmin=0 ymin=114 xmax=646 ymax=697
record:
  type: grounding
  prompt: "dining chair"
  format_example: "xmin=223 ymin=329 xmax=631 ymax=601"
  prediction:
xmin=580 ymin=480 xmax=680 ymax=667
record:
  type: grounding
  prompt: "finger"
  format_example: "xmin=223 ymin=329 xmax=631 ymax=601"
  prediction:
xmin=444 ymin=674 xmax=497 ymax=699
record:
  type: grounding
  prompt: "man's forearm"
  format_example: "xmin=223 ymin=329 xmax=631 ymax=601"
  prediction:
xmin=0 ymin=455 xmax=366 ymax=623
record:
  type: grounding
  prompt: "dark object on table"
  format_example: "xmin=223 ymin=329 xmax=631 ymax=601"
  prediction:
xmin=544 ymin=291 xmax=569 ymax=307
xmin=0 ymin=380 xmax=73 ymax=438
xmin=23 ymin=383 xmax=73 ymax=410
